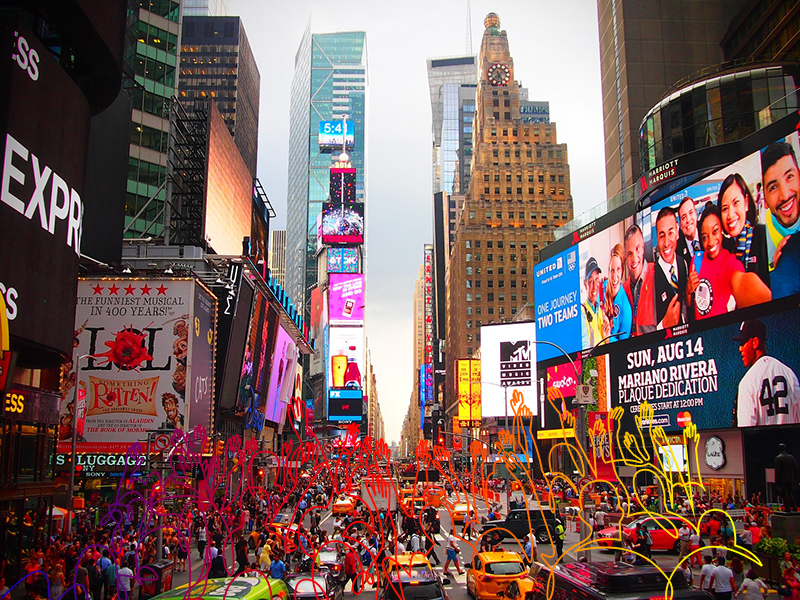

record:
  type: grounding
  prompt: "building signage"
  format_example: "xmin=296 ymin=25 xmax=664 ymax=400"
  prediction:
xmin=329 ymin=274 xmax=365 ymax=326
xmin=704 ymin=435 xmax=726 ymax=471
xmin=480 ymin=322 xmax=538 ymax=417
xmin=318 ymin=120 xmax=355 ymax=152
xmin=328 ymin=388 xmax=362 ymax=422
xmin=4 ymin=385 xmax=59 ymax=424
xmin=423 ymin=246 xmax=434 ymax=414
xmin=54 ymin=452 xmax=146 ymax=476
xmin=457 ymin=359 xmax=481 ymax=427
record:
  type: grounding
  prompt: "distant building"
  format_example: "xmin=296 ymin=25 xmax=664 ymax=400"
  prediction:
xmin=179 ymin=16 xmax=260 ymax=177
xmin=183 ymin=0 xmax=229 ymax=16
xmin=269 ymin=229 xmax=287 ymax=288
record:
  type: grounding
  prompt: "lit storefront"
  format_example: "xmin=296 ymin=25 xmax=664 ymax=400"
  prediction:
xmin=687 ymin=430 xmax=745 ymax=501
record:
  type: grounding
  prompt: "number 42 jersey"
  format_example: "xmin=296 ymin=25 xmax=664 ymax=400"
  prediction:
xmin=737 ymin=355 xmax=800 ymax=427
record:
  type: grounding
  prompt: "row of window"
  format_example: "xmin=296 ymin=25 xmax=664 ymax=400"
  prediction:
xmin=128 ymin=86 xmax=171 ymax=117
xmin=466 ymin=279 xmax=522 ymax=288
xmin=130 ymin=123 xmax=169 ymax=153
xmin=489 ymin=128 xmax=557 ymax=142
xmin=0 ymin=422 xmax=56 ymax=484
xmin=465 ymin=297 xmax=527 ymax=314
xmin=469 ymin=211 xmax=570 ymax=220
xmin=465 ymin=241 xmax=531 ymax=249
xmin=465 ymin=254 xmax=531 ymax=264
xmin=486 ymin=173 xmax=566 ymax=183
xmin=484 ymin=186 xmax=567 ymax=195
xmin=134 ymin=55 xmax=176 ymax=86
xmin=464 ymin=296 xmax=525 ymax=310
xmin=138 ymin=0 xmax=180 ymax=22
xmin=136 ymin=20 xmax=178 ymax=53
xmin=128 ymin=157 xmax=167 ymax=188
xmin=466 ymin=266 xmax=529 ymax=274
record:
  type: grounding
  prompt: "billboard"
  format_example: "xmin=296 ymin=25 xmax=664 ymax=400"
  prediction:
xmin=308 ymin=286 xmax=325 ymax=375
xmin=423 ymin=246 xmax=435 ymax=411
xmin=610 ymin=306 xmax=800 ymax=433
xmin=328 ymin=389 xmax=363 ymax=422
xmin=480 ymin=322 xmax=538 ymax=417
xmin=263 ymin=323 xmax=298 ymax=428
xmin=238 ymin=287 xmax=275 ymax=436
xmin=0 ymin=20 xmax=91 ymax=361
xmin=326 ymin=248 xmax=359 ymax=274
xmin=321 ymin=202 xmax=364 ymax=246
xmin=329 ymin=274 xmax=365 ymax=326
xmin=457 ymin=359 xmax=481 ymax=427
xmin=61 ymin=279 xmax=216 ymax=453
xmin=327 ymin=327 xmax=364 ymax=390
xmin=330 ymin=168 xmax=357 ymax=204
xmin=318 ymin=120 xmax=355 ymax=153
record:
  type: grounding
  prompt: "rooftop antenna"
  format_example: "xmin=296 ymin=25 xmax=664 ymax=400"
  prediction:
xmin=466 ymin=0 xmax=473 ymax=54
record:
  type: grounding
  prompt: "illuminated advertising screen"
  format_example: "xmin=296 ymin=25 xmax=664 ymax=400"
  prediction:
xmin=423 ymin=246 xmax=435 ymax=409
xmin=419 ymin=364 xmax=426 ymax=429
xmin=318 ymin=120 xmax=355 ymax=153
xmin=480 ymin=322 xmax=538 ymax=417
xmin=330 ymin=168 xmax=357 ymax=204
xmin=238 ymin=288 xmax=274 ymax=436
xmin=610 ymin=305 xmax=800 ymax=433
xmin=188 ymin=282 xmax=217 ymax=433
xmin=328 ymin=389 xmax=363 ymax=422
xmin=457 ymin=359 xmax=481 ymax=427
xmin=329 ymin=274 xmax=365 ymax=326
xmin=308 ymin=286 xmax=325 ymax=376
xmin=321 ymin=202 xmax=364 ymax=245
xmin=327 ymin=327 xmax=364 ymax=390
xmin=327 ymin=248 xmax=359 ymax=273
xmin=61 ymin=279 xmax=209 ymax=453
xmin=264 ymin=324 xmax=297 ymax=427
xmin=0 ymin=20 xmax=91 ymax=361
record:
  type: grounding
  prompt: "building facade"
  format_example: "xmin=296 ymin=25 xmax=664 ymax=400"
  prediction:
xmin=445 ymin=13 xmax=574 ymax=418
xmin=286 ymin=28 xmax=368 ymax=320
xmin=179 ymin=15 xmax=260 ymax=177
xmin=269 ymin=229 xmax=287 ymax=288
xmin=124 ymin=0 xmax=182 ymax=239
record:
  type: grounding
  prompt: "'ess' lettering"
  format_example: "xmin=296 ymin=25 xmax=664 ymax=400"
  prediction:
xmin=4 ymin=392 xmax=25 ymax=413
xmin=12 ymin=33 xmax=40 ymax=81
xmin=1 ymin=133 xmax=83 ymax=254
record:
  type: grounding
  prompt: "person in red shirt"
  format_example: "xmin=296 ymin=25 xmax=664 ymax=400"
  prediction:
xmin=687 ymin=203 xmax=771 ymax=319
xmin=344 ymin=547 xmax=361 ymax=593
xmin=708 ymin=514 xmax=721 ymax=540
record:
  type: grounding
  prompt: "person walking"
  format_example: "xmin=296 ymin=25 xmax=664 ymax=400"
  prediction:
xmin=554 ymin=519 xmax=565 ymax=558
xmin=424 ymin=521 xmax=441 ymax=566
xmin=443 ymin=529 xmax=464 ymax=576
xmin=117 ymin=559 xmax=134 ymax=600
xmin=710 ymin=556 xmax=737 ymax=600
xmin=735 ymin=569 xmax=768 ymax=600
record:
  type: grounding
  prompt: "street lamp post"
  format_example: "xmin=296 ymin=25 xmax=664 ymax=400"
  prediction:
xmin=66 ymin=354 xmax=91 ymax=536
xmin=472 ymin=380 xmax=512 ymax=512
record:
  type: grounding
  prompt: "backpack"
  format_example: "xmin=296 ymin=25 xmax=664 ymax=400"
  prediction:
xmin=89 ymin=565 xmax=103 ymax=587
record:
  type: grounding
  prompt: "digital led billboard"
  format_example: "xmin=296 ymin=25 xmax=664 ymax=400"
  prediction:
xmin=329 ymin=274 xmax=365 ymax=326
xmin=318 ymin=120 xmax=355 ymax=153
xmin=457 ymin=359 xmax=481 ymax=427
xmin=328 ymin=389 xmax=363 ymax=422
xmin=330 ymin=168 xmax=356 ymax=204
xmin=321 ymin=202 xmax=364 ymax=246
xmin=326 ymin=248 xmax=359 ymax=274
xmin=264 ymin=324 xmax=297 ymax=427
xmin=327 ymin=327 xmax=364 ymax=390
xmin=480 ymin=322 xmax=538 ymax=417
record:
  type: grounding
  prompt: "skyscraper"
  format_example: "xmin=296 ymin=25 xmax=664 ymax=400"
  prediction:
xmin=268 ymin=229 xmax=287 ymax=288
xmin=124 ymin=0 xmax=182 ymax=239
xmin=597 ymin=0 xmax=749 ymax=199
xmin=445 ymin=13 xmax=574 ymax=415
xmin=286 ymin=26 xmax=368 ymax=317
xmin=179 ymin=16 xmax=260 ymax=177
xmin=182 ymin=0 xmax=228 ymax=16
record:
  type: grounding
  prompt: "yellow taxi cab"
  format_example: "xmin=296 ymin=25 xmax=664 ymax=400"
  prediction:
xmin=451 ymin=503 xmax=470 ymax=525
xmin=466 ymin=552 xmax=534 ymax=600
xmin=400 ymin=487 xmax=416 ymax=502
xmin=424 ymin=485 xmax=447 ymax=508
xmin=332 ymin=495 xmax=355 ymax=515
xmin=386 ymin=551 xmax=434 ymax=573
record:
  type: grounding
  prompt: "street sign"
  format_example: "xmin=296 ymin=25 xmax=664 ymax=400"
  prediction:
xmin=576 ymin=384 xmax=594 ymax=405
xmin=149 ymin=461 xmax=186 ymax=471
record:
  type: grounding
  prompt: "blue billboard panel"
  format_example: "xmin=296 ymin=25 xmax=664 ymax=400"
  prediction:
xmin=534 ymin=247 xmax=581 ymax=360
xmin=328 ymin=389 xmax=363 ymax=422
xmin=318 ymin=121 xmax=355 ymax=153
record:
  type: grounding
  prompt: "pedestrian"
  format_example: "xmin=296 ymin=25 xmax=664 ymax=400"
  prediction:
xmin=117 ymin=559 xmax=134 ymax=600
xmin=442 ymin=529 xmax=464 ymax=576
xmin=735 ymin=568 xmax=768 ymax=600
xmin=554 ymin=519 xmax=565 ymax=558
xmin=523 ymin=534 xmax=537 ymax=566
xmin=269 ymin=556 xmax=286 ymax=581
xmin=424 ymin=521 xmax=441 ymax=566
xmin=105 ymin=560 xmax=117 ymax=600
xmin=49 ymin=565 xmax=65 ymax=600
xmin=699 ymin=555 xmax=715 ymax=593
xmin=710 ymin=556 xmax=737 ymax=600
xmin=197 ymin=527 xmax=207 ymax=559
xmin=678 ymin=522 xmax=692 ymax=562
xmin=344 ymin=547 xmax=361 ymax=593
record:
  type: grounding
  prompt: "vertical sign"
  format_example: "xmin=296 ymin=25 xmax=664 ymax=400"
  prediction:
xmin=424 ymin=246 xmax=434 ymax=414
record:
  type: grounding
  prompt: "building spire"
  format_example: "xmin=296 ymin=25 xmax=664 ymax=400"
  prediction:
xmin=466 ymin=0 xmax=473 ymax=54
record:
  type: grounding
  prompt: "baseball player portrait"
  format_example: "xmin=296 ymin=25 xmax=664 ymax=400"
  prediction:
xmin=735 ymin=319 xmax=800 ymax=427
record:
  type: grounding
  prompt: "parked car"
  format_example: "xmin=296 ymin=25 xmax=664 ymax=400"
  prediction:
xmin=466 ymin=551 xmax=535 ymax=600
xmin=595 ymin=515 xmax=688 ymax=553
xmin=285 ymin=574 xmax=342 ymax=600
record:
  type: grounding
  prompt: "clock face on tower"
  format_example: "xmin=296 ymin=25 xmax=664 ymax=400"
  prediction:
xmin=487 ymin=63 xmax=511 ymax=86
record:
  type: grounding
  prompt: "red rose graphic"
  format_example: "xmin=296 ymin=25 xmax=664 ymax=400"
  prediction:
xmin=94 ymin=327 xmax=153 ymax=371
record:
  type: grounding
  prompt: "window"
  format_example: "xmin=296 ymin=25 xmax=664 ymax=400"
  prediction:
xmin=467 ymin=320 xmax=473 ymax=328
xmin=495 ymin=187 xmax=501 ymax=194
xmin=467 ymin=347 xmax=473 ymax=355
xmin=474 ymin=253 xmax=481 ymax=261
xmin=498 ymin=255 xmax=504 ymax=262
xmin=498 ymin=280 xmax=505 ymax=288
xmin=562 ymin=212 xmax=569 ymax=219
xmin=511 ymin=280 xmax=517 ymax=288
xmin=474 ymin=280 xmax=481 ymax=288
xmin=474 ymin=241 xmax=481 ymax=248
xmin=466 ymin=280 xmax=472 ymax=288
xmin=538 ymin=175 xmax=544 ymax=182
xmin=506 ymin=187 xmax=512 ymax=194
xmin=496 ymin=212 xmax=502 ymax=218
xmin=475 ymin=294 xmax=482 ymax=301
xmin=485 ymin=211 xmax=492 ymax=218
xmin=499 ymin=294 xmax=505 ymax=302
xmin=466 ymin=294 xmax=473 ymax=301
xmin=466 ymin=241 xmax=472 ymax=249
xmin=504 ymin=112 xmax=511 ymax=119
xmin=488 ymin=293 xmax=494 ymax=301
xmin=520 ymin=242 xmax=526 ymax=249
xmin=469 ymin=211 xmax=476 ymax=219
xmin=504 ymin=100 xmax=510 ymax=107
xmin=493 ymin=99 xmax=499 ymax=107
xmin=467 ymin=333 xmax=473 ymax=342
xmin=510 ymin=268 xmax=517 ymax=275
xmin=467 ymin=307 xmax=475 ymax=315
xmin=558 ymin=175 xmax=565 ymax=182
xmin=476 ymin=307 xmax=482 ymax=315
xmin=487 ymin=241 xmax=493 ymax=248
xmin=492 ymin=149 xmax=499 ymax=158
xmin=484 ymin=187 xmax=490 ymax=194
xmin=511 ymin=294 xmax=517 ymax=302
xmin=499 ymin=306 xmax=506 ymax=315
xmin=522 ymin=294 xmax=528 ymax=302
xmin=521 ymin=268 xmax=528 ymax=275
xmin=503 ymin=129 xmax=508 ymax=136
xmin=487 ymin=266 xmax=494 ymax=273
xmin=488 ymin=280 xmax=494 ymax=288
xmin=497 ymin=241 xmax=504 ymax=249
xmin=498 ymin=268 xmax=504 ymax=275
xmin=550 ymin=175 xmax=556 ymax=182
xmin=517 ymin=187 xmax=522 ymax=194
xmin=466 ymin=267 xmax=473 ymax=275
xmin=487 ymin=254 xmax=493 ymax=262
xmin=488 ymin=307 xmax=494 ymax=315
xmin=510 ymin=254 xmax=517 ymax=261
xmin=484 ymin=174 xmax=490 ymax=181
xmin=466 ymin=254 xmax=472 ymax=262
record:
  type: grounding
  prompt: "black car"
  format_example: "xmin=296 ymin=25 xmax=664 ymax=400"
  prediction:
xmin=285 ymin=574 xmax=343 ymax=600
xmin=527 ymin=561 xmax=713 ymax=600
xmin=480 ymin=508 xmax=560 ymax=544
xmin=382 ymin=567 xmax=451 ymax=600
xmin=314 ymin=549 xmax=346 ymax=582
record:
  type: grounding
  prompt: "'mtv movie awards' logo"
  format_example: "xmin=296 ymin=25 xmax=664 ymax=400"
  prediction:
xmin=500 ymin=340 xmax=532 ymax=388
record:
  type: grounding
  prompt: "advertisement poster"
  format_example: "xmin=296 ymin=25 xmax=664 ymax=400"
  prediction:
xmin=609 ymin=306 xmax=800 ymax=432
xmin=452 ymin=417 xmax=463 ymax=451
xmin=328 ymin=389 xmax=362 ymax=422
xmin=534 ymin=247 xmax=581 ymax=359
xmin=188 ymin=283 xmax=216 ymax=434
xmin=326 ymin=248 xmax=359 ymax=274
xmin=60 ymin=279 xmax=213 ymax=453
xmin=637 ymin=130 xmax=800 ymax=329
xmin=330 ymin=168 xmax=357 ymax=204
xmin=264 ymin=324 xmax=297 ymax=428
xmin=329 ymin=274 xmax=365 ymax=326
xmin=238 ymin=289 xmax=274 ymax=435
xmin=480 ymin=322 xmax=538 ymax=417
xmin=321 ymin=202 xmax=364 ymax=246
xmin=457 ymin=359 xmax=481 ymax=427
xmin=308 ymin=287 xmax=325 ymax=376
xmin=327 ymin=327 xmax=365 ymax=390
xmin=587 ymin=411 xmax=616 ymax=481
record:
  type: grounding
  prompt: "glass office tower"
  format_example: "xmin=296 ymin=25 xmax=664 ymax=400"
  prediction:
xmin=286 ymin=27 xmax=368 ymax=317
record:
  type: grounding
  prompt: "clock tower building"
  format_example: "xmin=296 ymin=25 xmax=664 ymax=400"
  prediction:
xmin=445 ymin=13 xmax=575 ymax=422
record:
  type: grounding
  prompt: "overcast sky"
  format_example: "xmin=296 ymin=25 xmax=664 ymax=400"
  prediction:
xmin=229 ymin=0 xmax=606 ymax=445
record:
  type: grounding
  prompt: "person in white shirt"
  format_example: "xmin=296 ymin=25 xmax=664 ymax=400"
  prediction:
xmin=689 ymin=532 xmax=702 ymax=566
xmin=594 ymin=509 xmax=607 ymax=529
xmin=208 ymin=542 xmax=219 ymax=558
xmin=117 ymin=561 xmax=134 ymax=600
xmin=678 ymin=524 xmax=692 ymax=561
xmin=699 ymin=555 xmax=715 ymax=592
xmin=710 ymin=556 xmax=737 ymax=600
xmin=736 ymin=568 xmax=768 ymax=600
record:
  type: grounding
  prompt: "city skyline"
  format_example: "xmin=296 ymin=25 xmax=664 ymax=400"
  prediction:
xmin=230 ymin=0 xmax=606 ymax=443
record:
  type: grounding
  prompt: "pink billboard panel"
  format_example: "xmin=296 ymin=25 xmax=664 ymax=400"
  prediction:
xmin=329 ymin=274 xmax=365 ymax=326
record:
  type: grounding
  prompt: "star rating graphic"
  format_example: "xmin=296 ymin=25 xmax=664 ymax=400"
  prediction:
xmin=156 ymin=284 xmax=168 ymax=295
xmin=108 ymin=284 xmax=120 ymax=295
xmin=91 ymin=284 xmax=104 ymax=295
xmin=124 ymin=285 xmax=136 ymax=295
xmin=140 ymin=284 xmax=152 ymax=295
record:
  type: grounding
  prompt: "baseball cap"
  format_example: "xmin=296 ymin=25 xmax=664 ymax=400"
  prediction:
xmin=732 ymin=319 xmax=767 ymax=342
xmin=584 ymin=257 xmax=601 ymax=280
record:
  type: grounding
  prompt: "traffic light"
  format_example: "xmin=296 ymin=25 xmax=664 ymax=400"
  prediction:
xmin=201 ymin=437 xmax=210 ymax=455
xmin=437 ymin=433 xmax=445 ymax=446
xmin=257 ymin=469 xmax=265 ymax=479
xmin=215 ymin=439 xmax=224 ymax=457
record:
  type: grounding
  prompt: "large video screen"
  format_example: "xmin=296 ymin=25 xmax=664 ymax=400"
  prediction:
xmin=328 ymin=389 xmax=363 ymax=422
xmin=326 ymin=327 xmax=364 ymax=391
xmin=480 ymin=322 xmax=538 ymax=417
xmin=321 ymin=202 xmax=364 ymax=246
xmin=318 ymin=120 xmax=355 ymax=153
xmin=264 ymin=323 xmax=297 ymax=426
xmin=329 ymin=274 xmax=364 ymax=326
xmin=327 ymin=248 xmax=360 ymax=273
xmin=330 ymin=168 xmax=357 ymax=204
